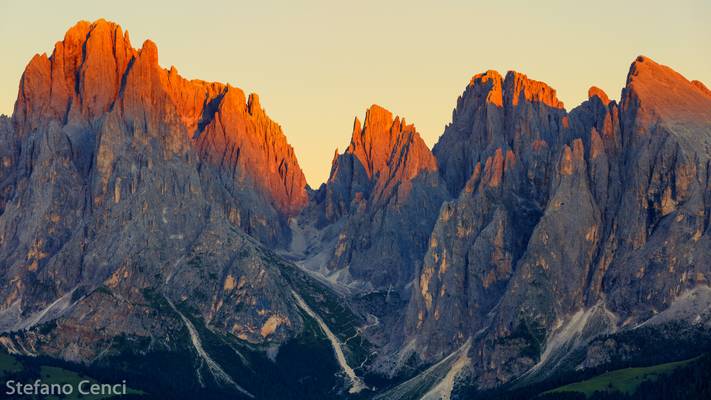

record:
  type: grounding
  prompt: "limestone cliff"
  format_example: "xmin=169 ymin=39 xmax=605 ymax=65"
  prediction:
xmin=405 ymin=56 xmax=711 ymax=389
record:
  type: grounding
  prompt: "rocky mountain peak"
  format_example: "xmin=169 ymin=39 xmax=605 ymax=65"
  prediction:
xmin=343 ymin=104 xmax=435 ymax=181
xmin=625 ymin=55 xmax=711 ymax=115
xmin=316 ymin=104 xmax=447 ymax=291
xmin=469 ymin=70 xmax=504 ymax=107
xmin=247 ymin=92 xmax=261 ymax=115
xmin=188 ymin=83 xmax=308 ymax=219
xmin=434 ymin=69 xmax=567 ymax=195
xmin=13 ymin=19 xmax=308 ymax=238
xmin=462 ymin=69 xmax=564 ymax=110
xmin=622 ymin=55 xmax=711 ymax=150
xmin=14 ymin=19 xmax=136 ymax=133
xmin=407 ymin=55 xmax=711 ymax=391
xmin=504 ymin=70 xmax=564 ymax=109
xmin=588 ymin=86 xmax=611 ymax=105
xmin=139 ymin=39 xmax=159 ymax=64
xmin=363 ymin=103 xmax=394 ymax=129
xmin=691 ymin=80 xmax=711 ymax=97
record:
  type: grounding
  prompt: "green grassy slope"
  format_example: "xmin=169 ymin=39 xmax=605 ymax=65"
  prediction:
xmin=0 ymin=352 xmax=142 ymax=399
xmin=0 ymin=352 xmax=22 ymax=374
xmin=543 ymin=357 xmax=697 ymax=397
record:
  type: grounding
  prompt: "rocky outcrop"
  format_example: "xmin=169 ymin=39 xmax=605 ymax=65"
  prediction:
xmin=194 ymin=90 xmax=308 ymax=217
xmin=313 ymin=105 xmax=447 ymax=291
xmin=599 ymin=55 xmax=711 ymax=318
xmin=433 ymin=70 xmax=567 ymax=196
xmin=405 ymin=56 xmax=711 ymax=389
xmin=323 ymin=105 xmax=441 ymax=219
xmin=0 ymin=116 xmax=16 ymax=215
xmin=406 ymin=69 xmax=568 ymax=364
xmin=0 ymin=20 xmax=310 ymax=362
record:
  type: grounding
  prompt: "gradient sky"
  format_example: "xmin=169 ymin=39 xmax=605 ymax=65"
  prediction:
xmin=1 ymin=0 xmax=709 ymax=186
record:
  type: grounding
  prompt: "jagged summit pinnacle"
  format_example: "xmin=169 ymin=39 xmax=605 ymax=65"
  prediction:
xmin=624 ymin=54 xmax=711 ymax=127
xmin=465 ymin=69 xmax=564 ymax=110
xmin=343 ymin=104 xmax=435 ymax=180
xmin=588 ymin=86 xmax=611 ymax=105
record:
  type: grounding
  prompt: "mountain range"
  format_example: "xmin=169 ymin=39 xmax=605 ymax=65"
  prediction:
xmin=0 ymin=19 xmax=710 ymax=399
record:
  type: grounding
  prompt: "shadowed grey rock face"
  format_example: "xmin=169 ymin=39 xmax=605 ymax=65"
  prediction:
xmin=0 ymin=116 xmax=17 ymax=215
xmin=410 ymin=78 xmax=571 ymax=368
xmin=403 ymin=56 xmax=711 ymax=389
xmin=433 ymin=70 xmax=567 ymax=197
xmin=598 ymin=57 xmax=711 ymax=318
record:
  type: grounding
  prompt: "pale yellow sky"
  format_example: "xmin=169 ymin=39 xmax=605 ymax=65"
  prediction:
xmin=1 ymin=0 xmax=709 ymax=186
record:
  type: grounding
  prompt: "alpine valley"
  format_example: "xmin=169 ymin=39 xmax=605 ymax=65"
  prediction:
xmin=0 ymin=20 xmax=710 ymax=400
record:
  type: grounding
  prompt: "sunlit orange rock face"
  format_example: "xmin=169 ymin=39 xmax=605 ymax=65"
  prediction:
xmin=323 ymin=104 xmax=441 ymax=219
xmin=587 ymin=86 xmax=610 ymax=105
xmin=623 ymin=55 xmax=711 ymax=134
xmin=14 ymin=20 xmax=135 ymax=132
xmin=14 ymin=19 xmax=307 ymax=219
xmin=340 ymin=104 xmax=438 ymax=206
xmin=507 ymin=71 xmax=564 ymax=109
xmin=192 ymin=90 xmax=308 ymax=216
